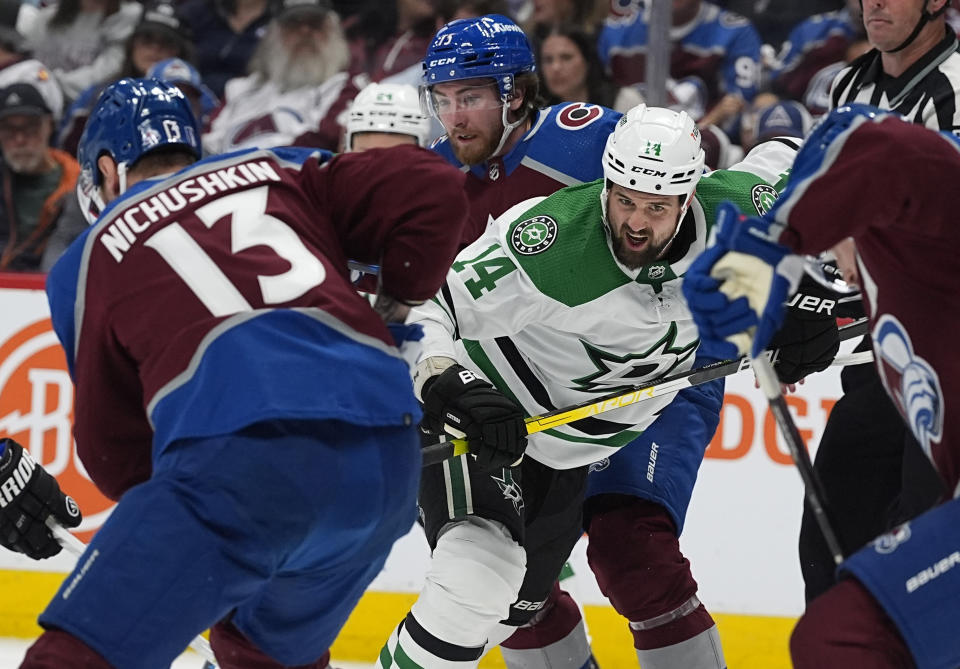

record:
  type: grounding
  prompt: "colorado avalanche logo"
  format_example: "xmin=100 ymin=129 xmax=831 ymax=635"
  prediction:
xmin=872 ymin=522 xmax=911 ymax=555
xmin=873 ymin=314 xmax=944 ymax=458
xmin=588 ymin=458 xmax=610 ymax=473
xmin=556 ymin=103 xmax=604 ymax=130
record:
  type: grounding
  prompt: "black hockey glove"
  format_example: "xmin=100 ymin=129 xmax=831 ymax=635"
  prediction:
xmin=422 ymin=365 xmax=528 ymax=470
xmin=0 ymin=438 xmax=82 ymax=559
xmin=768 ymin=276 xmax=840 ymax=384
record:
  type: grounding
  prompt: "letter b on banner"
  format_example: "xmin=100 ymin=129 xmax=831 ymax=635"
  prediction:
xmin=0 ymin=319 xmax=114 ymax=540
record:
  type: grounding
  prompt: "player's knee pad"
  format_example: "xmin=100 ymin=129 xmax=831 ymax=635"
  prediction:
xmin=411 ymin=516 xmax=527 ymax=648
xmin=587 ymin=497 xmax=717 ymax=654
xmin=21 ymin=629 xmax=114 ymax=669
xmin=586 ymin=497 xmax=696 ymax=620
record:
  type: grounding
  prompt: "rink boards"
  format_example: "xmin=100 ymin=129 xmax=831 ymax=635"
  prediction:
xmin=0 ymin=274 xmax=858 ymax=667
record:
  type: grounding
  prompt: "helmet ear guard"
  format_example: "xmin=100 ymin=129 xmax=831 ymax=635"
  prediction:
xmin=76 ymin=77 xmax=202 ymax=224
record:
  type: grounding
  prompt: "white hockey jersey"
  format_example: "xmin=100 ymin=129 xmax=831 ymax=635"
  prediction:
xmin=411 ymin=141 xmax=795 ymax=470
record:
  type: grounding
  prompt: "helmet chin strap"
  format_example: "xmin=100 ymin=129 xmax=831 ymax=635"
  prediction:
xmin=490 ymin=100 xmax=527 ymax=159
xmin=117 ymin=161 xmax=129 ymax=196
xmin=877 ymin=0 xmax=947 ymax=53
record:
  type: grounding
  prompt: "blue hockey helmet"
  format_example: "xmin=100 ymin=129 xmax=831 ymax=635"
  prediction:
xmin=76 ymin=77 xmax=202 ymax=223
xmin=422 ymin=14 xmax=535 ymax=101
xmin=788 ymin=103 xmax=894 ymax=187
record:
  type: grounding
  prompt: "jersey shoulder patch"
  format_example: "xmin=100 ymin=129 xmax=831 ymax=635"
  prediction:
xmin=505 ymin=180 xmax=630 ymax=307
xmin=553 ymin=102 xmax=610 ymax=131
xmin=524 ymin=105 xmax=622 ymax=183
xmin=696 ymin=169 xmax=781 ymax=226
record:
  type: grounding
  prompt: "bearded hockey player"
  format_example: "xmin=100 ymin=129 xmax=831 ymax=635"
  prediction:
xmin=376 ymin=104 xmax=800 ymax=669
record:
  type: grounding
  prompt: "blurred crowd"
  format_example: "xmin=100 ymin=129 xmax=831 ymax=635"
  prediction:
xmin=2 ymin=0 xmax=959 ymax=273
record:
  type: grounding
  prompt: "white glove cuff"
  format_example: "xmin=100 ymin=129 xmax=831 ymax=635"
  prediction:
xmin=413 ymin=356 xmax=458 ymax=402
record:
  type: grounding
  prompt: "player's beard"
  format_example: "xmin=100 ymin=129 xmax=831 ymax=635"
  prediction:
xmin=448 ymin=121 xmax=504 ymax=166
xmin=249 ymin=19 xmax=349 ymax=93
xmin=610 ymin=222 xmax=673 ymax=269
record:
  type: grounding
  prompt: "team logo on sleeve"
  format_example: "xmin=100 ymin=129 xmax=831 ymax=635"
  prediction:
xmin=556 ymin=103 xmax=604 ymax=130
xmin=873 ymin=522 xmax=911 ymax=554
xmin=873 ymin=314 xmax=944 ymax=459
xmin=512 ymin=215 xmax=558 ymax=255
xmin=751 ymin=184 xmax=778 ymax=214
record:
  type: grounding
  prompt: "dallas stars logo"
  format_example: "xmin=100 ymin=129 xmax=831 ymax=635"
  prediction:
xmin=511 ymin=215 xmax=558 ymax=255
xmin=751 ymin=184 xmax=778 ymax=215
xmin=571 ymin=322 xmax=698 ymax=393
xmin=491 ymin=470 xmax=523 ymax=514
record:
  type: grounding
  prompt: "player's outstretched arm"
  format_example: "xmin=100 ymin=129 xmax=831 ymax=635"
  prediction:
xmin=0 ymin=438 xmax=82 ymax=560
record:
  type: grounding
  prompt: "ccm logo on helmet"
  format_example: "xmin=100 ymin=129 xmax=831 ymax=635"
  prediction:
xmin=631 ymin=167 xmax=667 ymax=177
xmin=428 ymin=57 xmax=456 ymax=67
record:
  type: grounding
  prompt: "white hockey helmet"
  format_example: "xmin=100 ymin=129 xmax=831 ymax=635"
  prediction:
xmin=602 ymin=104 xmax=705 ymax=222
xmin=346 ymin=82 xmax=431 ymax=149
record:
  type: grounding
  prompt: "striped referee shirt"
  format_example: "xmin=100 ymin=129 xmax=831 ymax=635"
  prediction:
xmin=829 ymin=27 xmax=960 ymax=132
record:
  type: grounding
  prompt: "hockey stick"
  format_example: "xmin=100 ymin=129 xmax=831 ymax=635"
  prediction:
xmin=45 ymin=518 xmax=219 ymax=667
xmin=752 ymin=355 xmax=846 ymax=564
xmin=421 ymin=318 xmax=870 ymax=467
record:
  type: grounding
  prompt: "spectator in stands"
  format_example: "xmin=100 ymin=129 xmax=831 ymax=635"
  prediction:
xmin=770 ymin=0 xmax=864 ymax=105
xmin=802 ymin=37 xmax=871 ymax=115
xmin=598 ymin=0 xmax=762 ymax=130
xmin=204 ymin=0 xmax=357 ymax=153
xmin=524 ymin=0 xmax=608 ymax=39
xmin=740 ymin=97 xmax=812 ymax=151
xmin=22 ymin=0 xmax=141 ymax=102
xmin=0 ymin=83 xmax=84 ymax=272
xmin=434 ymin=0 xmax=510 ymax=21
xmin=537 ymin=23 xmax=642 ymax=111
xmin=345 ymin=0 xmax=440 ymax=82
xmin=56 ymin=2 xmax=196 ymax=157
xmin=0 ymin=3 xmax=65 ymax=123
xmin=147 ymin=57 xmax=220 ymax=130
xmin=178 ymin=0 xmax=274 ymax=99
xmin=720 ymin=0 xmax=844 ymax=47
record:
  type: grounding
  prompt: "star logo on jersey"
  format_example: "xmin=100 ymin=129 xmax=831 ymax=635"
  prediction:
xmin=512 ymin=215 xmax=558 ymax=255
xmin=571 ymin=322 xmax=698 ymax=393
xmin=491 ymin=470 xmax=523 ymax=514
xmin=751 ymin=184 xmax=779 ymax=215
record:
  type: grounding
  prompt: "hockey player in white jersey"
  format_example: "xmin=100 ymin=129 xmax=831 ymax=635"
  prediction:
xmin=376 ymin=105 xmax=801 ymax=669
xmin=344 ymin=81 xmax=431 ymax=152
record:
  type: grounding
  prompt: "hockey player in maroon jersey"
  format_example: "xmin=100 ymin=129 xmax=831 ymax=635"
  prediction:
xmin=3 ymin=77 xmax=468 ymax=669
xmin=423 ymin=14 xmax=622 ymax=248
xmin=683 ymin=103 xmax=960 ymax=669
